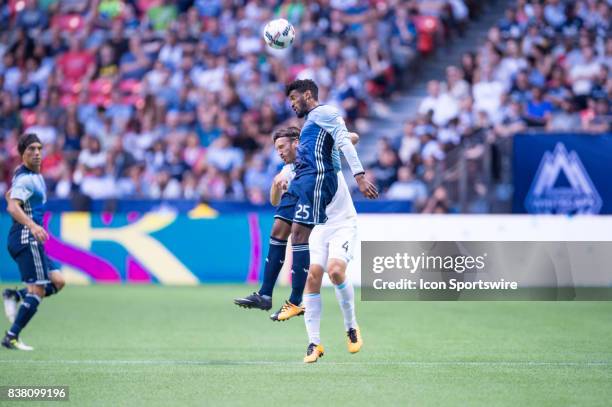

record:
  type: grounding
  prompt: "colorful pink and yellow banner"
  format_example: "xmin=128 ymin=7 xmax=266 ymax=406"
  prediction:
xmin=0 ymin=207 xmax=276 ymax=285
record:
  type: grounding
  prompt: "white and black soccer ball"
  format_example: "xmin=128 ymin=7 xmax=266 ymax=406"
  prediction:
xmin=263 ymin=18 xmax=295 ymax=50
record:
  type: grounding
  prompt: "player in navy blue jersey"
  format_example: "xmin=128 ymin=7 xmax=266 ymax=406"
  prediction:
xmin=2 ymin=133 xmax=65 ymax=351
xmin=235 ymin=79 xmax=377 ymax=321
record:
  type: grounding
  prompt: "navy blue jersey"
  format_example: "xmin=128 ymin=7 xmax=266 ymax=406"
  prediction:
xmin=294 ymin=105 xmax=345 ymax=179
xmin=274 ymin=104 xmax=365 ymax=225
xmin=8 ymin=165 xmax=47 ymax=245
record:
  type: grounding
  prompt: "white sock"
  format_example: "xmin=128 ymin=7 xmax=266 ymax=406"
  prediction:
xmin=334 ymin=280 xmax=357 ymax=331
xmin=303 ymin=293 xmax=322 ymax=345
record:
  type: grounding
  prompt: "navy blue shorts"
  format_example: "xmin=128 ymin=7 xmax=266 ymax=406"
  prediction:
xmin=275 ymin=171 xmax=338 ymax=225
xmin=8 ymin=240 xmax=50 ymax=285
xmin=46 ymin=255 xmax=61 ymax=272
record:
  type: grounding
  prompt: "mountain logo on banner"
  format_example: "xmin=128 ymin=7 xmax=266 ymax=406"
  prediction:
xmin=525 ymin=143 xmax=602 ymax=214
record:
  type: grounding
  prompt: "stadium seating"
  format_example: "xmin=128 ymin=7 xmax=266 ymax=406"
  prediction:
xmin=0 ymin=0 xmax=609 ymax=211
xmin=371 ymin=0 xmax=610 ymax=213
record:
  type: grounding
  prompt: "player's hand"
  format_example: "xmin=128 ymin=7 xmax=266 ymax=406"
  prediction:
xmin=355 ymin=174 xmax=378 ymax=199
xmin=28 ymin=223 xmax=49 ymax=243
xmin=273 ymin=174 xmax=288 ymax=192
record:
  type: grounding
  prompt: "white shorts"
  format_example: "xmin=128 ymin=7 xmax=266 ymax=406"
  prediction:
xmin=309 ymin=221 xmax=358 ymax=269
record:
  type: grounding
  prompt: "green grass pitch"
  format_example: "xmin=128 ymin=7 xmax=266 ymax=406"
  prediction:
xmin=0 ymin=285 xmax=610 ymax=406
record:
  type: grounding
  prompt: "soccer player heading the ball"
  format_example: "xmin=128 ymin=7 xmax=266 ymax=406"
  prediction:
xmin=234 ymin=79 xmax=377 ymax=321
xmin=268 ymin=126 xmax=364 ymax=362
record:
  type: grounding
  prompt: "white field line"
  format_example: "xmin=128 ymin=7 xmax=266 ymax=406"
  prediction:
xmin=0 ymin=360 xmax=609 ymax=367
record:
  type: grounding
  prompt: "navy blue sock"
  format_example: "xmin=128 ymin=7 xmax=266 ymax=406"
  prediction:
xmin=289 ymin=244 xmax=309 ymax=306
xmin=8 ymin=294 xmax=40 ymax=337
xmin=258 ymin=237 xmax=287 ymax=297
xmin=17 ymin=288 xmax=28 ymax=301
xmin=44 ymin=283 xmax=58 ymax=297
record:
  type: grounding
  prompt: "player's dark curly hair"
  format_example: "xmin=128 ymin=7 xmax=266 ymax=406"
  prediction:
xmin=285 ymin=79 xmax=318 ymax=100
xmin=18 ymin=133 xmax=42 ymax=155
xmin=272 ymin=126 xmax=301 ymax=143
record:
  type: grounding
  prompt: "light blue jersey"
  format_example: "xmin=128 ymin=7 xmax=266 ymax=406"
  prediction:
xmin=9 ymin=165 xmax=47 ymax=245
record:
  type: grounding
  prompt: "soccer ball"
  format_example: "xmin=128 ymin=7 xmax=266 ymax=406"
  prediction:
xmin=263 ymin=18 xmax=295 ymax=49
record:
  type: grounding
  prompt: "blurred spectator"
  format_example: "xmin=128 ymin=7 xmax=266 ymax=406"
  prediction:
xmin=547 ymin=99 xmax=581 ymax=131
xmin=206 ymin=135 xmax=244 ymax=173
xmin=524 ymin=86 xmax=553 ymax=126
xmin=418 ymin=80 xmax=459 ymax=126
xmin=16 ymin=71 xmax=40 ymax=109
xmin=150 ymin=170 xmax=182 ymax=199
xmin=80 ymin=166 xmax=117 ymax=200
xmin=398 ymin=121 xmax=421 ymax=164
xmin=368 ymin=139 xmax=400 ymax=193
xmin=386 ymin=166 xmax=428 ymax=205
xmin=56 ymin=38 xmax=95 ymax=83
xmin=421 ymin=186 xmax=451 ymax=214
xmin=446 ymin=65 xmax=470 ymax=100
xmin=16 ymin=0 xmax=49 ymax=36
xmin=148 ymin=0 xmax=178 ymax=32
xmin=583 ymin=98 xmax=611 ymax=133
xmin=25 ymin=111 xmax=57 ymax=146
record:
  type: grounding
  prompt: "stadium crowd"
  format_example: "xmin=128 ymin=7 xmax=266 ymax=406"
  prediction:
xmin=371 ymin=0 xmax=611 ymax=213
xmin=0 ymin=0 xmax=457 ymax=204
xmin=0 ymin=0 xmax=609 ymax=211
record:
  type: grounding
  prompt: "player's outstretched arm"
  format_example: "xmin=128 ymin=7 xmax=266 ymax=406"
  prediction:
xmin=6 ymin=198 xmax=48 ymax=243
xmin=338 ymin=139 xmax=378 ymax=199
xmin=338 ymin=130 xmax=378 ymax=199
xmin=336 ymin=131 xmax=378 ymax=199
xmin=312 ymin=106 xmax=377 ymax=199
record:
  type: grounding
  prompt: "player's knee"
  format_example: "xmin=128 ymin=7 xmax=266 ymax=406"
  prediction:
xmin=327 ymin=260 xmax=346 ymax=285
xmin=291 ymin=224 xmax=311 ymax=244
xmin=52 ymin=273 xmax=65 ymax=291
xmin=29 ymin=285 xmax=45 ymax=299
xmin=305 ymin=265 xmax=324 ymax=292
xmin=306 ymin=272 xmax=323 ymax=290
xmin=271 ymin=219 xmax=291 ymax=240
xmin=328 ymin=270 xmax=345 ymax=285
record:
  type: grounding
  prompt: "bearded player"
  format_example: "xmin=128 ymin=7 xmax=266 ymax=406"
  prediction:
xmin=268 ymin=126 xmax=363 ymax=363
xmin=234 ymin=79 xmax=377 ymax=321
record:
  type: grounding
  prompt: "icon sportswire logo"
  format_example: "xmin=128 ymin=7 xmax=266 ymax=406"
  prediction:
xmin=525 ymin=143 xmax=602 ymax=214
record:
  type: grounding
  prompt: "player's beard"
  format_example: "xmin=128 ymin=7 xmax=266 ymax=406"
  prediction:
xmin=295 ymin=100 xmax=307 ymax=118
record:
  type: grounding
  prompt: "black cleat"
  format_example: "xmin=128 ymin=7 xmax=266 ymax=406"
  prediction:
xmin=234 ymin=292 xmax=272 ymax=311
xmin=1 ymin=332 xmax=16 ymax=350
xmin=2 ymin=289 xmax=19 ymax=299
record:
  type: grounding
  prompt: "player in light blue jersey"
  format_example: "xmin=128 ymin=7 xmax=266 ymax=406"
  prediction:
xmin=2 ymin=134 xmax=65 ymax=351
xmin=235 ymin=79 xmax=377 ymax=321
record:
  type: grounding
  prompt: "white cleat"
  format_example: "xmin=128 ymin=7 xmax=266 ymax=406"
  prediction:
xmin=15 ymin=340 xmax=34 ymax=351
xmin=2 ymin=290 xmax=19 ymax=324
xmin=2 ymin=334 xmax=34 ymax=351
